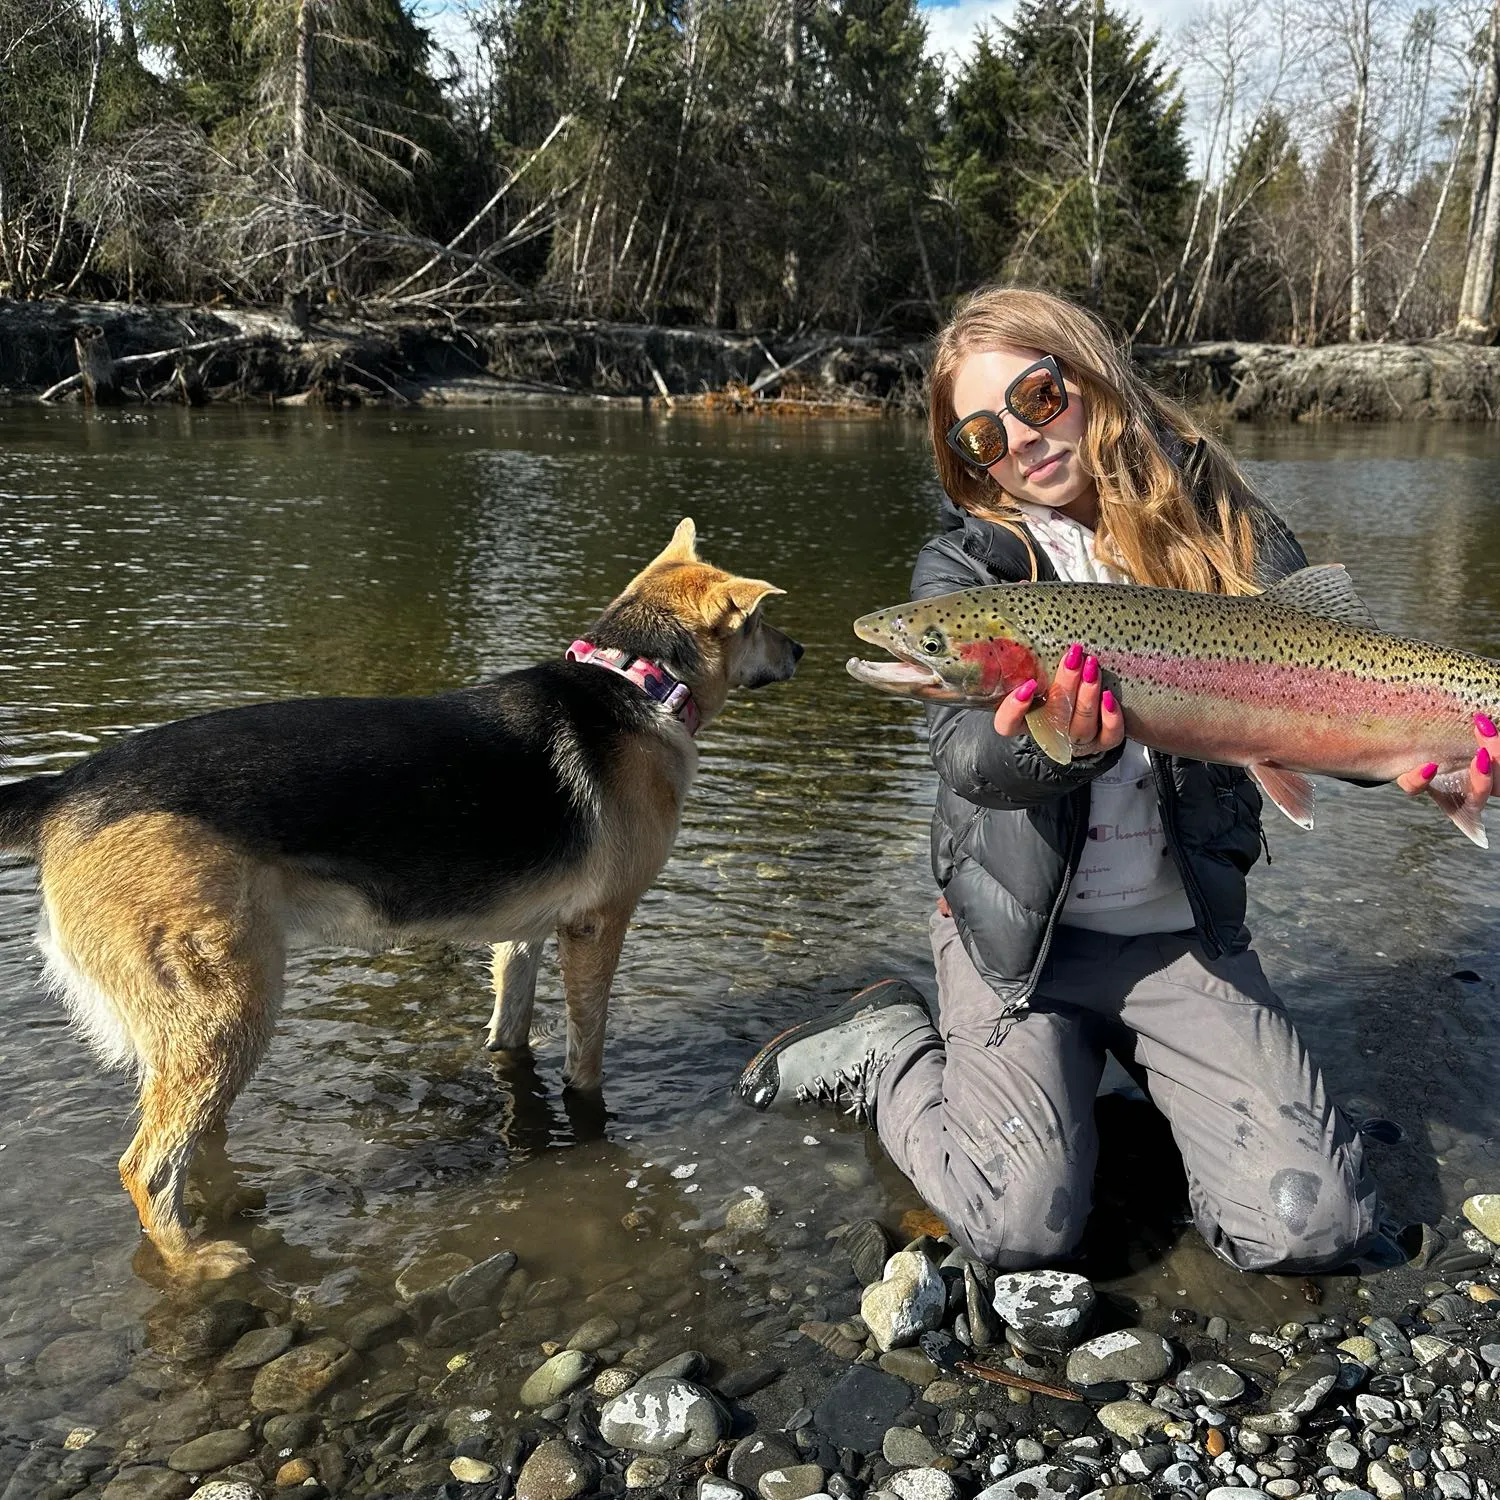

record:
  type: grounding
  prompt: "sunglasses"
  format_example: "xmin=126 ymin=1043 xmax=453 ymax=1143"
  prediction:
xmin=946 ymin=356 xmax=1069 ymax=470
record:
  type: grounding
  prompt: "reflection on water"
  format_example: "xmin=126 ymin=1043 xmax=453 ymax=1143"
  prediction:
xmin=1 ymin=407 xmax=1498 ymax=1454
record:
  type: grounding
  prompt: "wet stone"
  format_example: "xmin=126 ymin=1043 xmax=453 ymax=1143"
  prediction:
xmin=1339 ymin=1337 xmax=1381 ymax=1368
xmin=450 ymin=1456 xmax=498 ymax=1484
xmin=839 ymin=1219 xmax=895 ymax=1287
xmin=759 ymin=1465 xmax=825 ymax=1500
xmin=395 ymin=1252 xmax=473 ymax=1302
xmin=273 ymin=1460 xmax=314 ymax=1486
xmin=425 ymin=1306 xmax=496 ymax=1347
xmin=1206 ymin=1491 xmax=1272 ymax=1500
xmin=447 ymin=1249 xmax=518 ymax=1309
xmin=250 ymin=1338 xmax=357 ymax=1413
xmin=645 ymin=1349 xmax=709 ymax=1381
xmin=34 ymin=1331 xmax=131 ymax=1388
xmin=219 ymin=1327 xmax=294 ymax=1372
xmin=965 ymin=1265 xmax=1003 ymax=1348
xmin=728 ymin=1435 xmax=801 ymax=1492
xmin=594 ymin=1367 xmax=637 ymax=1398
xmin=700 ymin=1481 xmax=750 ymax=1500
xmin=157 ymin=1302 xmax=260 ymax=1361
xmin=262 ymin=1413 xmax=320 ymax=1452
xmin=1410 ymin=1335 xmax=1453 ymax=1365
xmin=1461 ymin=1195 xmax=1500 ymax=1246
xmin=1177 ymin=1361 xmax=1247 ymax=1405
xmin=975 ymin=1464 xmax=1086 ymax=1500
xmin=882 ymin=1427 xmax=938 ymax=1467
xmin=727 ymin=1196 xmax=773 ymax=1235
xmin=1097 ymin=1401 xmax=1168 ymax=1445
xmin=719 ymin=1358 xmax=782 ymax=1398
xmin=102 ymin=1468 xmax=195 ymax=1500
xmin=880 ymin=1348 xmax=939 ymax=1385
xmin=188 ymin=1484 xmax=261 ymax=1500
xmin=1065 ymin=1328 xmax=1174 ymax=1386
xmin=520 ymin=1350 xmax=595 ymax=1406
xmin=340 ymin=1305 xmax=407 ymax=1352
xmin=811 ymin=1365 xmax=913 ymax=1452
xmin=1327 ymin=1440 xmax=1362 ymax=1470
xmin=887 ymin=1470 xmax=959 ymax=1500
xmin=990 ymin=1271 xmax=1095 ymax=1353
xmin=566 ymin=1315 xmax=620 ymax=1353
xmin=515 ymin=1438 xmax=596 ymax=1500
xmin=625 ymin=1455 xmax=673 ymax=1489
xmin=862 ymin=1251 xmax=946 ymax=1353
xmin=598 ymin=1376 xmax=726 ymax=1456
xmin=150 ymin=1391 xmax=219 ymax=1446
xmin=167 ymin=1431 xmax=255 ymax=1473
xmin=1267 ymin=1351 xmax=1339 ymax=1414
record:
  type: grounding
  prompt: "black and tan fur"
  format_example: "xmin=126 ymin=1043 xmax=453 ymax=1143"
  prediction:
xmin=0 ymin=519 xmax=800 ymax=1278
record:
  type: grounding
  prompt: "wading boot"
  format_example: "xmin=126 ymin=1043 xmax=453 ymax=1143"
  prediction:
xmin=734 ymin=979 xmax=936 ymax=1127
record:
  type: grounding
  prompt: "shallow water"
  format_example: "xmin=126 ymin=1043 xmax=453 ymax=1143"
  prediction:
xmin=1 ymin=407 xmax=1498 ymax=1463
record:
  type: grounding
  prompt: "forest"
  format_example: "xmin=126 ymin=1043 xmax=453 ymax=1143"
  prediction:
xmin=2 ymin=0 xmax=1498 ymax=345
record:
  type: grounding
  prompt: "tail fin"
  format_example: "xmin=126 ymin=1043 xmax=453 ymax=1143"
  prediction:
xmin=0 ymin=775 xmax=55 ymax=854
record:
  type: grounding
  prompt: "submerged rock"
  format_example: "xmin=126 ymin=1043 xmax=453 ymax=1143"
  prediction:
xmin=519 ymin=1350 xmax=594 ymax=1407
xmin=249 ymin=1338 xmax=357 ymax=1413
xmin=514 ymin=1438 xmax=595 ymax=1500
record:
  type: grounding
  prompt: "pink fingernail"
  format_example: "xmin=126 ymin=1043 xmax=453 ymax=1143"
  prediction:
xmin=1015 ymin=679 xmax=1037 ymax=703
xmin=1479 ymin=747 xmax=1492 ymax=776
xmin=1101 ymin=690 xmax=1117 ymax=714
xmin=1477 ymin=713 xmax=1497 ymax=738
xmin=1082 ymin=656 xmax=1099 ymax=684
xmin=1063 ymin=643 xmax=1083 ymax=671
xmin=1420 ymin=762 xmax=1438 ymax=780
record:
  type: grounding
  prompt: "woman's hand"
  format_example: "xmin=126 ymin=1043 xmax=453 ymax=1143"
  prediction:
xmin=992 ymin=642 xmax=1126 ymax=756
xmin=1396 ymin=713 xmax=1500 ymax=802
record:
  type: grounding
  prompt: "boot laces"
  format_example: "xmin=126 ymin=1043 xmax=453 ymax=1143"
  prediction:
xmin=794 ymin=1051 xmax=887 ymax=1124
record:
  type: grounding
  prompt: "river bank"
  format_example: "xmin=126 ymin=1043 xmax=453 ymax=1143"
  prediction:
xmin=3 ymin=300 xmax=1498 ymax=420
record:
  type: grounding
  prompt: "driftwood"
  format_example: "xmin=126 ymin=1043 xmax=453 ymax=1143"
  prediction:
xmin=39 ymin=333 xmax=257 ymax=402
xmin=748 ymin=342 xmax=832 ymax=396
xmin=74 ymin=325 xmax=119 ymax=405
xmin=954 ymin=1359 xmax=1085 ymax=1402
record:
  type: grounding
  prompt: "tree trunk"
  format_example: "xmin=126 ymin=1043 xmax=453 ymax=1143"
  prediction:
xmin=1458 ymin=0 xmax=1500 ymax=340
xmin=1346 ymin=3 xmax=1371 ymax=343
xmin=118 ymin=0 xmax=139 ymax=63
xmin=287 ymin=0 xmax=315 ymax=294
xmin=75 ymin=325 xmax=119 ymax=405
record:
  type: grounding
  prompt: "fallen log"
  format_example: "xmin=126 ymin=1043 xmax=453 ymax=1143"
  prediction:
xmin=39 ymin=333 xmax=257 ymax=402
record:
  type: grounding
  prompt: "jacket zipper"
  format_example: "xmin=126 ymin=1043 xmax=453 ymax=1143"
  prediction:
xmin=1150 ymin=750 xmax=1222 ymax=957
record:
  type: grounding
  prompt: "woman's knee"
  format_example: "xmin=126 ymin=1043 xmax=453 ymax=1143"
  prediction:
xmin=1204 ymin=1158 xmax=1379 ymax=1273
xmin=946 ymin=1171 xmax=1091 ymax=1270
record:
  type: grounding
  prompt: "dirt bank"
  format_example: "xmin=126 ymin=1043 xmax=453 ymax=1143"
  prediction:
xmin=2 ymin=299 xmax=1498 ymax=419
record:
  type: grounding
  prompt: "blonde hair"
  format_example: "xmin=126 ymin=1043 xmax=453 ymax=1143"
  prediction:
xmin=929 ymin=286 xmax=1264 ymax=595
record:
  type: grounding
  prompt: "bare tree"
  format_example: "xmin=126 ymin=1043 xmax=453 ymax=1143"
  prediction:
xmin=1458 ymin=0 xmax=1500 ymax=337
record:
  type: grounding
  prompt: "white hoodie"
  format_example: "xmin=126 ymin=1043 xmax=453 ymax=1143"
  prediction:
xmin=1015 ymin=503 xmax=1195 ymax=937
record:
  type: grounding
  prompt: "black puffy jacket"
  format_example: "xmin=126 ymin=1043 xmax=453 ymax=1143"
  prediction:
xmin=916 ymin=501 xmax=1309 ymax=1020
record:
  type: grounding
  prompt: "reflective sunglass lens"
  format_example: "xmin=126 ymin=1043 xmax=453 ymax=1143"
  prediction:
xmin=1009 ymin=369 xmax=1065 ymax=425
xmin=956 ymin=417 xmax=1006 ymax=466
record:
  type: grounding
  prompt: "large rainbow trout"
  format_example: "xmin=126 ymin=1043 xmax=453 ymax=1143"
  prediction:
xmin=846 ymin=565 xmax=1500 ymax=847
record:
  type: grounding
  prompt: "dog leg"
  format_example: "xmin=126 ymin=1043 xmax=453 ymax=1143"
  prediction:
xmin=487 ymin=939 xmax=544 ymax=1051
xmin=556 ymin=907 xmax=632 ymax=1092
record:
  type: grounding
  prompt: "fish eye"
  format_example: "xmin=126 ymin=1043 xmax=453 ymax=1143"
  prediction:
xmin=919 ymin=630 xmax=946 ymax=657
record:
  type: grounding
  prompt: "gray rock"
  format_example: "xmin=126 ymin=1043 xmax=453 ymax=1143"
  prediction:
xmin=1065 ymin=1328 xmax=1174 ymax=1386
xmin=839 ymin=1219 xmax=894 ymax=1287
xmin=759 ymin=1466 xmax=825 ymax=1500
xmin=102 ymin=1469 xmax=194 ymax=1500
xmin=1013 ymin=1440 xmax=1045 ymax=1465
xmin=1241 ymin=1412 xmax=1302 ymax=1436
xmin=861 ymin=1251 xmax=946 ymax=1353
xmin=1267 ymin=1351 xmax=1339 ymax=1415
xmin=262 ymin=1413 xmax=321 ymax=1452
xmin=879 ymin=1348 xmax=939 ymax=1385
xmin=887 ymin=1471 xmax=958 ymax=1500
xmin=1327 ymin=1441 xmax=1361 ymax=1471
xmin=1367 ymin=1461 xmax=1405 ymax=1500
xmin=514 ymin=1438 xmax=595 ymax=1500
xmin=728 ymin=1435 xmax=800 ymax=1492
xmin=1363 ymin=1319 xmax=1410 ymax=1359
xmin=1480 ymin=1344 xmax=1500 ymax=1369
xmin=1263 ymin=1483 xmax=1300 ymax=1499
xmin=882 ymin=1428 xmax=938 ymax=1467
xmin=34 ymin=1331 xmax=131 ymax=1387
xmin=718 ymin=1359 xmax=782 ymax=1399
xmin=1157 ymin=1464 xmax=1203 ymax=1491
xmin=1096 ymin=1401 xmax=1168 ymax=1445
xmin=990 ymin=1271 xmax=1095 ymax=1353
xmin=157 ymin=1301 xmax=259 ymax=1360
xmin=645 ymin=1349 xmax=709 ymax=1381
xmin=447 ymin=1250 xmax=518 ymax=1309
xmin=1205 ymin=1491 xmax=1271 ymax=1500
xmin=811 ymin=1365 xmax=913 ymax=1452
xmin=520 ymin=1350 xmax=595 ymax=1407
xmin=1434 ymin=1475 xmax=1471 ymax=1500
xmin=166 ymin=1431 xmax=254 ymax=1473
xmin=1409 ymin=1335 xmax=1452 ymax=1365
xmin=965 ymin=1265 xmax=1003 ymax=1347
xmin=249 ymin=1338 xmax=357 ymax=1413
xmin=341 ymin=1304 xmax=407 ymax=1351
xmin=599 ymin=1376 xmax=726 ymax=1457
xmin=566 ymin=1315 xmax=620 ymax=1353
xmin=150 ymin=1391 xmax=218 ymax=1447
xmin=975 ymin=1466 xmax=1085 ymax=1500
xmin=700 ymin=1482 xmax=750 ymax=1500
xmin=726 ymin=1196 xmax=772 ymax=1234
xmin=1355 ymin=1394 xmax=1400 ymax=1428
xmin=625 ymin=1455 xmax=674 ymax=1490
xmin=1177 ymin=1361 xmax=1247 ymax=1405
xmin=394 ymin=1252 xmax=472 ymax=1301
xmin=218 ymin=1326 xmax=294 ymax=1371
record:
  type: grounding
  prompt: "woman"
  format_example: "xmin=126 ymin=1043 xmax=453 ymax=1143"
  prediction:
xmin=736 ymin=286 xmax=1496 ymax=1272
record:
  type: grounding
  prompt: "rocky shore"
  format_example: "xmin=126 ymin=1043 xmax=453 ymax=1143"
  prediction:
xmin=2 ymin=299 xmax=1498 ymax=420
xmin=7 ymin=1186 xmax=1500 ymax=1500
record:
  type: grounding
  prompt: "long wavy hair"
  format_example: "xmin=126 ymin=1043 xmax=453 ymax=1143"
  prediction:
xmin=929 ymin=287 xmax=1265 ymax=595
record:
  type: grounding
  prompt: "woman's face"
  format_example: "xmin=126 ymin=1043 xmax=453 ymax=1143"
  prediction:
xmin=951 ymin=345 xmax=1097 ymax=524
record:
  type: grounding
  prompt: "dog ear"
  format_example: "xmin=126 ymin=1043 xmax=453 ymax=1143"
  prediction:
xmin=656 ymin=517 xmax=699 ymax=564
xmin=719 ymin=578 xmax=786 ymax=625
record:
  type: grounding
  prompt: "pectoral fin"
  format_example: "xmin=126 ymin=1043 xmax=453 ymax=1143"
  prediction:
xmin=1026 ymin=706 xmax=1074 ymax=765
xmin=1425 ymin=769 xmax=1490 ymax=849
xmin=1249 ymin=763 xmax=1316 ymax=830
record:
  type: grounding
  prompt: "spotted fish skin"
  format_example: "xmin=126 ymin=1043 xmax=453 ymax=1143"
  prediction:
xmin=847 ymin=572 xmax=1500 ymax=840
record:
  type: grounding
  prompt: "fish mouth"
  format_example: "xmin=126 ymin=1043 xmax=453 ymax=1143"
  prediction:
xmin=846 ymin=657 xmax=948 ymax=695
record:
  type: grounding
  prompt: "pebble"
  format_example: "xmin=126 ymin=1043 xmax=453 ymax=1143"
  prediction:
xmin=595 ymin=1366 xmax=638 ymax=1397
xmin=701 ymin=1482 xmax=751 ymax=1500
xmin=34 ymin=1331 xmax=131 ymax=1388
xmin=1205 ymin=1491 xmax=1272 ymax=1500
xmin=1339 ymin=1337 xmax=1381 ymax=1367
xmin=839 ymin=1219 xmax=895 ymax=1286
xmin=760 ymin=1465 xmax=826 ymax=1500
xmin=1410 ymin=1336 xmax=1453 ymax=1365
xmin=1177 ymin=1361 xmax=1247 ymax=1405
xmin=720 ymin=1359 xmax=783 ymax=1398
xmin=880 ymin=1348 xmax=940 ymax=1384
xmin=812 ymin=1365 xmax=913 ymax=1451
xmin=451 ymin=1456 xmax=499 ymax=1484
xmin=1368 ymin=1460 xmax=1406 ymax=1500
xmin=1098 ymin=1400 xmax=1169 ymax=1445
xmin=975 ymin=1464 xmax=1085 ymax=1500
xmin=599 ymin=1375 xmax=727 ymax=1456
xmin=728 ymin=1434 xmax=801 ymax=1491
xmin=520 ymin=1349 xmax=595 ymax=1406
xmin=989 ymin=1270 xmax=1096 ymax=1352
xmin=250 ymin=1338 xmax=358 ymax=1413
xmin=341 ymin=1304 xmax=407 ymax=1352
xmin=219 ymin=1325 xmax=295 ymax=1371
xmin=625 ymin=1455 xmax=673 ymax=1489
xmin=567 ymin=1314 xmax=621 ymax=1352
xmin=1267 ymin=1351 xmax=1340 ymax=1414
xmin=1264 ymin=1482 xmax=1300 ymax=1499
xmin=1158 ymin=1464 xmax=1204 ymax=1491
xmin=515 ymin=1438 xmax=596 ymax=1500
xmin=861 ymin=1250 xmax=947 ymax=1352
xmin=883 ymin=1427 xmax=939 ymax=1467
xmin=273 ymin=1460 xmax=314 ymax=1486
xmin=102 ymin=1470 xmax=195 ymax=1500
xmin=447 ymin=1249 xmax=519 ymax=1308
xmin=1065 ymin=1327 xmax=1174 ymax=1385
xmin=166 ymin=1431 xmax=255 ymax=1473
xmin=1479 ymin=1344 xmax=1500 ymax=1369
xmin=727 ymin=1196 xmax=773 ymax=1234
xmin=887 ymin=1471 xmax=959 ymax=1500
xmin=1461 ymin=1195 xmax=1500 ymax=1245
xmin=188 ymin=1485 xmax=260 ymax=1500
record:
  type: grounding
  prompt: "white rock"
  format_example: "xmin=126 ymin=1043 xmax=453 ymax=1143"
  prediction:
xmin=860 ymin=1251 xmax=946 ymax=1353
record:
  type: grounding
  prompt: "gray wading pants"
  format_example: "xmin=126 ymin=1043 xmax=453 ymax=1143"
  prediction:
xmin=875 ymin=911 xmax=1380 ymax=1272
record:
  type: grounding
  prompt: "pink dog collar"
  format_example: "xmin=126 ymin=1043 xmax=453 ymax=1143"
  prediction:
xmin=566 ymin=639 xmax=700 ymax=736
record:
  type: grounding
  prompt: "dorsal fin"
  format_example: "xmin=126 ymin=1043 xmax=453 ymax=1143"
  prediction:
xmin=1261 ymin=565 xmax=1379 ymax=628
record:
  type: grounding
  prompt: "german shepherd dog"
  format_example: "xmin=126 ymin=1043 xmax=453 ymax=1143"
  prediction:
xmin=0 ymin=519 xmax=800 ymax=1278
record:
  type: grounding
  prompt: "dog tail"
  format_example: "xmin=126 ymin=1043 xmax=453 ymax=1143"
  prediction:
xmin=0 ymin=761 xmax=57 ymax=855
